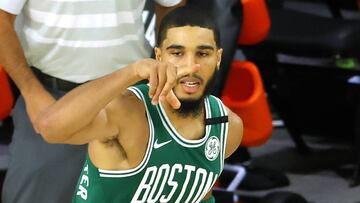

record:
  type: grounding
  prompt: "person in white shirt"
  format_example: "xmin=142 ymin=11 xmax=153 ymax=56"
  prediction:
xmin=0 ymin=0 xmax=185 ymax=202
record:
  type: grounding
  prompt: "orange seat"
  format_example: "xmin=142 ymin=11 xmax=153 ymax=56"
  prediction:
xmin=221 ymin=60 xmax=272 ymax=146
xmin=238 ymin=0 xmax=271 ymax=45
xmin=0 ymin=65 xmax=14 ymax=120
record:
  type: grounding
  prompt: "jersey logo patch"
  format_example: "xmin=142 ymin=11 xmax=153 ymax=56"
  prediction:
xmin=204 ymin=136 xmax=220 ymax=161
xmin=154 ymin=139 xmax=172 ymax=149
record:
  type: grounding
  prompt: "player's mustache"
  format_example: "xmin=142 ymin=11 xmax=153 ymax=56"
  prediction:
xmin=176 ymin=73 xmax=203 ymax=83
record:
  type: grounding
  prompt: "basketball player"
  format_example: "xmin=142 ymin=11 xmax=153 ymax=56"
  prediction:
xmin=35 ymin=7 xmax=243 ymax=203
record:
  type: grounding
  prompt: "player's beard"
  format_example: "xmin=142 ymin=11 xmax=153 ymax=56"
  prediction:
xmin=173 ymin=69 xmax=218 ymax=118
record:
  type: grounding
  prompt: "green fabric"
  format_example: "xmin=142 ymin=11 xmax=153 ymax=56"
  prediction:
xmin=72 ymin=84 xmax=229 ymax=202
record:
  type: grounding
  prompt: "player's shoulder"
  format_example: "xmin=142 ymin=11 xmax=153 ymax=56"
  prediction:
xmin=223 ymin=106 xmax=243 ymax=158
xmin=105 ymin=86 xmax=146 ymax=118
xmin=225 ymin=107 xmax=243 ymax=129
xmin=206 ymin=95 xmax=243 ymax=132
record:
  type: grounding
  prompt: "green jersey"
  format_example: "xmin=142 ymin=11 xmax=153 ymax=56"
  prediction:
xmin=73 ymin=84 xmax=229 ymax=203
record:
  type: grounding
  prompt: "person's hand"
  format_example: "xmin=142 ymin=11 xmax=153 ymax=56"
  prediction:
xmin=132 ymin=58 xmax=180 ymax=109
xmin=22 ymin=86 xmax=55 ymax=133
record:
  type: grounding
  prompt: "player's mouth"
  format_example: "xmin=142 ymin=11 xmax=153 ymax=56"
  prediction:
xmin=179 ymin=77 xmax=202 ymax=94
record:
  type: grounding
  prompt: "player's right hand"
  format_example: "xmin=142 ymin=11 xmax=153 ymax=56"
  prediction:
xmin=131 ymin=58 xmax=180 ymax=109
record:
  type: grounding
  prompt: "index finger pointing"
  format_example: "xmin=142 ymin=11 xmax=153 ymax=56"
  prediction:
xmin=166 ymin=90 xmax=181 ymax=109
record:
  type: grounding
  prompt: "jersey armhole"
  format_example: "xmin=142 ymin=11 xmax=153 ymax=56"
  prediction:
xmin=97 ymin=86 xmax=155 ymax=178
xmin=127 ymin=87 xmax=143 ymax=101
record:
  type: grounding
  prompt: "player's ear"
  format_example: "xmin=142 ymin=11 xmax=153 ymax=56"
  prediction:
xmin=154 ymin=47 xmax=162 ymax=61
xmin=216 ymin=48 xmax=223 ymax=70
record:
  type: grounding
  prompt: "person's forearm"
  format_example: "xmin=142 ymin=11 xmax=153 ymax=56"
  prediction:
xmin=37 ymin=58 xmax=178 ymax=140
xmin=36 ymin=64 xmax=142 ymax=138
xmin=0 ymin=10 xmax=44 ymax=96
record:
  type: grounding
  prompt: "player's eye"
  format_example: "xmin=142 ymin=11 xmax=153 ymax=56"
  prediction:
xmin=197 ymin=52 xmax=209 ymax=57
xmin=171 ymin=52 xmax=183 ymax=56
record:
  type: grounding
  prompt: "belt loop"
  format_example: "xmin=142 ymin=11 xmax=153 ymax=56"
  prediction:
xmin=51 ymin=78 xmax=58 ymax=91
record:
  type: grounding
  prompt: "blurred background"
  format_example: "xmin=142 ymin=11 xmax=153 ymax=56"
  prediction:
xmin=1 ymin=0 xmax=360 ymax=202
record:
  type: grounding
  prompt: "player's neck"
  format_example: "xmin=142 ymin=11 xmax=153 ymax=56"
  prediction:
xmin=161 ymin=100 xmax=206 ymax=140
xmin=161 ymin=98 xmax=205 ymax=120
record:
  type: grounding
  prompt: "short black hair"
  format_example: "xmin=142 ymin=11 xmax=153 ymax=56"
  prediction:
xmin=156 ymin=6 xmax=221 ymax=47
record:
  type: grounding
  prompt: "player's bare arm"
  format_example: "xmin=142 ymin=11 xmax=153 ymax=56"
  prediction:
xmin=35 ymin=58 xmax=179 ymax=144
xmin=225 ymin=107 xmax=244 ymax=158
xmin=200 ymin=108 xmax=243 ymax=203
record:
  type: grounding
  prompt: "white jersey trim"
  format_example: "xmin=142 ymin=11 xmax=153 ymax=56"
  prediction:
xmin=156 ymin=97 xmax=211 ymax=148
xmin=213 ymin=96 xmax=229 ymax=172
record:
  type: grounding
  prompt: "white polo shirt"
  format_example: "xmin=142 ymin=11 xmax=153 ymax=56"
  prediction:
xmin=0 ymin=0 xmax=181 ymax=83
